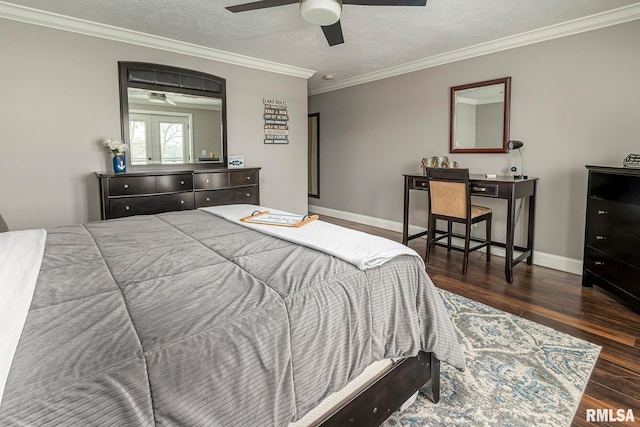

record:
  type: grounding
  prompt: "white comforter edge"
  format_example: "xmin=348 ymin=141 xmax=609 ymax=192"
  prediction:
xmin=0 ymin=229 xmax=46 ymax=404
xmin=199 ymin=204 xmax=424 ymax=270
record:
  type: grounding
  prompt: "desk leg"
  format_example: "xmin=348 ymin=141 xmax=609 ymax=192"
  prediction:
xmin=526 ymin=181 xmax=537 ymax=265
xmin=402 ymin=176 xmax=410 ymax=245
xmin=505 ymin=192 xmax=515 ymax=283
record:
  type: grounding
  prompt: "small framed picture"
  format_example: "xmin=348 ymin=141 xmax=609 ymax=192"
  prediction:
xmin=228 ymin=156 xmax=245 ymax=168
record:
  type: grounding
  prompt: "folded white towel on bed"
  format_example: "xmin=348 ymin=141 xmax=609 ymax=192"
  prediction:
xmin=200 ymin=205 xmax=423 ymax=270
xmin=0 ymin=229 xmax=46 ymax=404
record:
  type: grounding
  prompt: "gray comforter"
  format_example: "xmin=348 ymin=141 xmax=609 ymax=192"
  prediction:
xmin=0 ymin=210 xmax=464 ymax=426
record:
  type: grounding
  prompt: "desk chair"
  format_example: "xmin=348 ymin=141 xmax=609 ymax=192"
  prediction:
xmin=425 ymin=168 xmax=492 ymax=274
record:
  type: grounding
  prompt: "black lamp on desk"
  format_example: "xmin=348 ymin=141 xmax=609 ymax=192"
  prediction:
xmin=508 ymin=140 xmax=527 ymax=179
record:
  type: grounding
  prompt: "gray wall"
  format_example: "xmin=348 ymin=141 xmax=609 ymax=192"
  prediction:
xmin=476 ymin=103 xmax=503 ymax=148
xmin=309 ymin=20 xmax=640 ymax=263
xmin=0 ymin=18 xmax=308 ymax=230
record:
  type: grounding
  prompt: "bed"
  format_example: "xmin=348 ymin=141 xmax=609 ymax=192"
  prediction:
xmin=0 ymin=205 xmax=465 ymax=426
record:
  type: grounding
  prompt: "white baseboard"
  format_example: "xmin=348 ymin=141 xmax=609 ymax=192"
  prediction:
xmin=309 ymin=204 xmax=583 ymax=276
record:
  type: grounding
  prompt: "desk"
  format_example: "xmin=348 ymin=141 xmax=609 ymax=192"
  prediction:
xmin=402 ymin=173 xmax=538 ymax=283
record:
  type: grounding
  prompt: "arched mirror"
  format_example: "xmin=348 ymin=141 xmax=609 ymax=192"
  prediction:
xmin=119 ymin=62 xmax=227 ymax=169
xmin=450 ymin=77 xmax=511 ymax=154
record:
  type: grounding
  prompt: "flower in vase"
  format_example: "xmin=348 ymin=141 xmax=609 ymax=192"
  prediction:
xmin=103 ymin=138 xmax=129 ymax=156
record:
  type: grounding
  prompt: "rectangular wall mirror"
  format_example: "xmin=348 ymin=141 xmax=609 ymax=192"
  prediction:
xmin=308 ymin=113 xmax=320 ymax=198
xmin=119 ymin=62 xmax=227 ymax=170
xmin=450 ymin=77 xmax=511 ymax=154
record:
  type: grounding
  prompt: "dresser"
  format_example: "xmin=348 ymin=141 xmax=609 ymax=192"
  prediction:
xmin=97 ymin=168 xmax=260 ymax=220
xmin=583 ymin=166 xmax=640 ymax=310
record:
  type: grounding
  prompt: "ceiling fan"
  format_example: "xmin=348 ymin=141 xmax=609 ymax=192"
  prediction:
xmin=226 ymin=0 xmax=428 ymax=46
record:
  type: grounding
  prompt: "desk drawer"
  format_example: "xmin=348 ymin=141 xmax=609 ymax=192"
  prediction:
xmin=412 ymin=177 xmax=428 ymax=190
xmin=470 ymin=183 xmax=499 ymax=197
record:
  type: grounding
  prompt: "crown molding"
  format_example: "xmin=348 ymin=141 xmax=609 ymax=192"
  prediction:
xmin=309 ymin=3 xmax=640 ymax=96
xmin=0 ymin=1 xmax=316 ymax=79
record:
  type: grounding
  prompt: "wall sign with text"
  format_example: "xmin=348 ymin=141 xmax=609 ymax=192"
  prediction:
xmin=264 ymin=98 xmax=289 ymax=144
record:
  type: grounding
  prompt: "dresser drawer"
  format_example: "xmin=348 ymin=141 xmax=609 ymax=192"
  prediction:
xmin=195 ymin=187 xmax=258 ymax=207
xmin=229 ymin=170 xmax=257 ymax=186
xmin=109 ymin=176 xmax=155 ymax=196
xmin=109 ymin=193 xmax=194 ymax=218
xmin=156 ymin=174 xmax=193 ymax=193
xmin=194 ymin=172 xmax=228 ymax=189
xmin=587 ymin=222 xmax=640 ymax=268
xmin=585 ymin=247 xmax=640 ymax=299
xmin=588 ymin=198 xmax=640 ymax=236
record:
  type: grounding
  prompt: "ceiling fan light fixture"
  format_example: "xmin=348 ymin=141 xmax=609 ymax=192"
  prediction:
xmin=300 ymin=0 xmax=342 ymax=26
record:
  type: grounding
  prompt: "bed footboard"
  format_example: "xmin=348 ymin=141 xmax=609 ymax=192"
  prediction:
xmin=316 ymin=351 xmax=440 ymax=426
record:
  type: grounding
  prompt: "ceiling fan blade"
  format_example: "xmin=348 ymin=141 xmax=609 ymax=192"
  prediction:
xmin=321 ymin=20 xmax=344 ymax=47
xmin=226 ymin=0 xmax=298 ymax=13
xmin=342 ymin=0 xmax=427 ymax=5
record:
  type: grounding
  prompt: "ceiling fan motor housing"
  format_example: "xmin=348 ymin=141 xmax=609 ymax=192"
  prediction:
xmin=300 ymin=0 xmax=342 ymax=26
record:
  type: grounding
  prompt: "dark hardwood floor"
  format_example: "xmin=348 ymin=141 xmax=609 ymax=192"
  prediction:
xmin=317 ymin=214 xmax=640 ymax=427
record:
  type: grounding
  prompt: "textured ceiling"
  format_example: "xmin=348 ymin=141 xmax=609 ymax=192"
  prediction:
xmin=3 ymin=0 xmax=640 ymax=92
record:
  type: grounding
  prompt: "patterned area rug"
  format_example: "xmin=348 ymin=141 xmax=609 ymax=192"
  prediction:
xmin=383 ymin=289 xmax=601 ymax=427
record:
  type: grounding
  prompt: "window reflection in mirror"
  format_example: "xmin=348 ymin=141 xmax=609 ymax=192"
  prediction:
xmin=450 ymin=77 xmax=510 ymax=154
xmin=127 ymin=88 xmax=223 ymax=165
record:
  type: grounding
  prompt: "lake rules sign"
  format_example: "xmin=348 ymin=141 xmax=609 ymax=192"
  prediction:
xmin=264 ymin=98 xmax=288 ymax=144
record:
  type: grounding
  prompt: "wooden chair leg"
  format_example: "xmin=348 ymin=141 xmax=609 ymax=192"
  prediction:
xmin=447 ymin=221 xmax=452 ymax=252
xmin=485 ymin=214 xmax=492 ymax=263
xmin=425 ymin=213 xmax=435 ymax=262
xmin=462 ymin=221 xmax=471 ymax=274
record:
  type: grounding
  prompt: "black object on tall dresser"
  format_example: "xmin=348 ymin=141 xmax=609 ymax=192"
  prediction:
xmin=97 ymin=168 xmax=260 ymax=220
xmin=583 ymin=165 xmax=640 ymax=310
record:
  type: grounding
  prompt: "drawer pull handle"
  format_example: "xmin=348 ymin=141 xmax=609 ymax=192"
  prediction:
xmin=180 ymin=180 xmax=185 ymax=185
xmin=594 ymin=261 xmax=605 ymax=266
xmin=180 ymin=200 xmax=184 ymax=204
xmin=472 ymin=187 xmax=486 ymax=192
xmin=245 ymin=193 xmax=251 ymax=197
xmin=205 ymin=197 xmax=210 ymax=202
xmin=595 ymin=235 xmax=607 ymax=240
xmin=420 ymin=182 xmax=427 ymax=187
xmin=246 ymin=176 xmax=251 ymax=180
xmin=123 ymin=184 xmax=129 ymax=189
xmin=125 ymin=206 xmax=130 ymax=210
xmin=597 ymin=210 xmax=608 ymax=215
xmin=205 ymin=179 xmax=210 ymax=183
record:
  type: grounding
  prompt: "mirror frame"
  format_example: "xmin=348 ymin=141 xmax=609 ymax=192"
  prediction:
xmin=118 ymin=61 xmax=227 ymax=170
xmin=449 ymin=77 xmax=511 ymax=154
xmin=308 ymin=113 xmax=320 ymax=198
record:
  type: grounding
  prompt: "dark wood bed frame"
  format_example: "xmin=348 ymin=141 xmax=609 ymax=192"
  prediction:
xmin=316 ymin=351 xmax=440 ymax=426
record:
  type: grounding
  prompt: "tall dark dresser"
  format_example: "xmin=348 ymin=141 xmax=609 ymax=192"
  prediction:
xmin=583 ymin=165 xmax=640 ymax=310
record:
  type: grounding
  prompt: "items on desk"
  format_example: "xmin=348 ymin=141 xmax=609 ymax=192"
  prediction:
xmin=507 ymin=140 xmax=527 ymax=179
xmin=421 ymin=156 xmax=460 ymax=175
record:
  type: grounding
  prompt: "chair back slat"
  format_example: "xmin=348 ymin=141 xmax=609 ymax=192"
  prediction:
xmin=429 ymin=181 xmax=467 ymax=218
xmin=426 ymin=168 xmax=471 ymax=220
